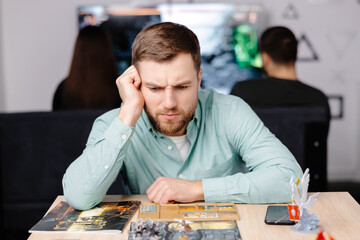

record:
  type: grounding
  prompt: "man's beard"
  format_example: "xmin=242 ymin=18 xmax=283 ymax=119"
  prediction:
xmin=145 ymin=102 xmax=197 ymax=136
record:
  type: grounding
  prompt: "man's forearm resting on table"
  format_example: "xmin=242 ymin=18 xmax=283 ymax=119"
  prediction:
xmin=202 ymin=165 xmax=298 ymax=203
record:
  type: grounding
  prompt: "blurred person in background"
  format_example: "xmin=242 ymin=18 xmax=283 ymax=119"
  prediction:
xmin=53 ymin=26 xmax=121 ymax=110
xmin=230 ymin=26 xmax=330 ymax=129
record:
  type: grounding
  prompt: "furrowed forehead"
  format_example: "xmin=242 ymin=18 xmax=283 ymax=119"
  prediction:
xmin=142 ymin=78 xmax=193 ymax=88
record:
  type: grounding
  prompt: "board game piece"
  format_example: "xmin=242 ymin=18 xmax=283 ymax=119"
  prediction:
xmin=138 ymin=203 xmax=239 ymax=221
xmin=289 ymin=168 xmax=320 ymax=233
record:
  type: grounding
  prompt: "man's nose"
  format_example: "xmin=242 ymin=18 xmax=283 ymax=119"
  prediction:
xmin=163 ymin=88 xmax=177 ymax=109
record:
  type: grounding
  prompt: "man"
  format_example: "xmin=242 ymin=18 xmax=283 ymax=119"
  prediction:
xmin=63 ymin=22 xmax=302 ymax=210
xmin=230 ymin=26 xmax=330 ymax=129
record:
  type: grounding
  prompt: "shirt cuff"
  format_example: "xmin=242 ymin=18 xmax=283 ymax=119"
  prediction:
xmin=202 ymin=177 xmax=228 ymax=202
xmin=103 ymin=117 xmax=134 ymax=149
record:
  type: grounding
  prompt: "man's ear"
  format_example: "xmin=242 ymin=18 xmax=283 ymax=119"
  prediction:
xmin=197 ymin=68 xmax=203 ymax=90
xmin=261 ymin=52 xmax=270 ymax=69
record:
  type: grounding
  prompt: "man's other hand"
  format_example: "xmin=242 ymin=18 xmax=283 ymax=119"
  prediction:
xmin=146 ymin=177 xmax=204 ymax=204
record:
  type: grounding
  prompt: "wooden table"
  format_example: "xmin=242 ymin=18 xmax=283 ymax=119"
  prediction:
xmin=28 ymin=192 xmax=360 ymax=240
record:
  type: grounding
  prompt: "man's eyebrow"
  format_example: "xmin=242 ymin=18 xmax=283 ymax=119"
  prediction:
xmin=171 ymin=80 xmax=193 ymax=87
xmin=143 ymin=82 xmax=165 ymax=88
xmin=143 ymin=80 xmax=193 ymax=87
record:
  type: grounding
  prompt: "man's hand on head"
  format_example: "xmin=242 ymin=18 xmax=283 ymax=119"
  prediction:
xmin=146 ymin=177 xmax=204 ymax=204
xmin=116 ymin=65 xmax=144 ymax=126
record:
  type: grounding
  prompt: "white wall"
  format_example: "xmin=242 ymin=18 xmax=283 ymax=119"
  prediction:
xmin=0 ymin=0 xmax=359 ymax=181
xmin=0 ymin=0 xmax=4 ymax=110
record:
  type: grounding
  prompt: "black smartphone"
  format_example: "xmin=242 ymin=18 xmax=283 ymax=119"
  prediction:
xmin=264 ymin=205 xmax=295 ymax=225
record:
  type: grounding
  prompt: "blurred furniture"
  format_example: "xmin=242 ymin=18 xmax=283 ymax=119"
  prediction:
xmin=252 ymin=107 xmax=328 ymax=192
xmin=0 ymin=110 xmax=125 ymax=237
xmin=28 ymin=192 xmax=360 ymax=240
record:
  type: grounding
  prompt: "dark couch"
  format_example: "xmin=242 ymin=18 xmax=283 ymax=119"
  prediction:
xmin=0 ymin=110 xmax=125 ymax=238
xmin=253 ymin=106 xmax=328 ymax=192
xmin=0 ymin=107 xmax=328 ymax=237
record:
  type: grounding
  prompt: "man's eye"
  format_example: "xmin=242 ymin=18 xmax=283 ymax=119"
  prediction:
xmin=150 ymin=87 xmax=158 ymax=91
xmin=177 ymin=86 xmax=187 ymax=89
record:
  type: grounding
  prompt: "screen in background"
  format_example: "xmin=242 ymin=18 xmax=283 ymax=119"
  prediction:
xmin=78 ymin=3 xmax=265 ymax=94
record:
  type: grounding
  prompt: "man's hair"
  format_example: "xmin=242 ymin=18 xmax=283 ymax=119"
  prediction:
xmin=259 ymin=26 xmax=298 ymax=64
xmin=132 ymin=22 xmax=201 ymax=73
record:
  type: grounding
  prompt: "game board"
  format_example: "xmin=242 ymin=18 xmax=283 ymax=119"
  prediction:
xmin=128 ymin=219 xmax=242 ymax=240
xmin=138 ymin=203 xmax=239 ymax=221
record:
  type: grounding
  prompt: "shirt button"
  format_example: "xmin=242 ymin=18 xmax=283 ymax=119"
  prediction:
xmin=104 ymin=165 xmax=109 ymax=169
xmin=179 ymin=174 xmax=183 ymax=179
xmin=129 ymin=136 xmax=132 ymax=141
xmin=168 ymin=145 xmax=173 ymax=150
xmin=122 ymin=134 xmax=127 ymax=140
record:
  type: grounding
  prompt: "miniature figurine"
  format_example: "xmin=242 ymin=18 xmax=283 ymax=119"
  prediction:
xmin=128 ymin=218 xmax=162 ymax=240
xmin=174 ymin=218 xmax=193 ymax=240
xmin=289 ymin=168 xmax=320 ymax=233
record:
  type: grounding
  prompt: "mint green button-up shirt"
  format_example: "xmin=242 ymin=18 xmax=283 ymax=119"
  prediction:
xmin=63 ymin=89 xmax=302 ymax=210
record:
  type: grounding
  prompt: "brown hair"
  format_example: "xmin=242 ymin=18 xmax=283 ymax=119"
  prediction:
xmin=132 ymin=22 xmax=201 ymax=73
xmin=259 ymin=26 xmax=298 ymax=64
xmin=63 ymin=26 xmax=121 ymax=109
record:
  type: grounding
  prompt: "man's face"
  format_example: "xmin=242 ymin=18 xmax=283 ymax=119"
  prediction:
xmin=138 ymin=53 xmax=202 ymax=136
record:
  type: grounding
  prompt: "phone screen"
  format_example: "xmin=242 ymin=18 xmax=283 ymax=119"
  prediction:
xmin=264 ymin=205 xmax=295 ymax=225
